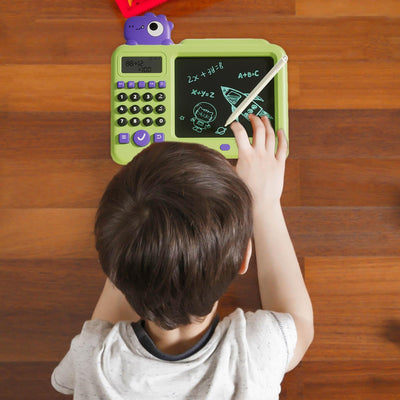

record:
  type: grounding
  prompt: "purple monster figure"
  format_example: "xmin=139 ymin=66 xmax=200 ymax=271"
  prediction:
xmin=124 ymin=13 xmax=174 ymax=45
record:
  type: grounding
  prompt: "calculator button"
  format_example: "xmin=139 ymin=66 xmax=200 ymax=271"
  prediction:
xmin=130 ymin=105 xmax=140 ymax=114
xmin=117 ymin=105 xmax=128 ymax=114
xmin=133 ymin=130 xmax=150 ymax=147
xmin=117 ymin=117 xmax=128 ymax=126
xmin=130 ymin=117 xmax=140 ymax=126
xmin=142 ymin=92 xmax=153 ymax=101
xmin=127 ymin=81 xmax=135 ymax=89
xmin=155 ymin=105 xmax=166 ymax=114
xmin=143 ymin=117 xmax=153 ymax=126
xmin=155 ymin=92 xmax=166 ymax=101
xmin=148 ymin=81 xmax=156 ymax=88
xmin=117 ymin=81 xmax=125 ymax=89
xmin=155 ymin=117 xmax=166 ymax=126
xmin=138 ymin=81 xmax=146 ymax=89
xmin=118 ymin=133 xmax=130 ymax=144
xmin=130 ymin=93 xmax=140 ymax=101
xmin=143 ymin=105 xmax=153 ymax=114
xmin=158 ymin=81 xmax=166 ymax=88
xmin=117 ymin=92 xmax=128 ymax=101
xmin=154 ymin=133 xmax=165 ymax=143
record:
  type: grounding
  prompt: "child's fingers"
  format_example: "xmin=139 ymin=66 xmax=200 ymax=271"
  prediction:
xmin=231 ymin=121 xmax=251 ymax=153
xmin=249 ymin=114 xmax=265 ymax=150
xmin=275 ymin=129 xmax=288 ymax=162
xmin=261 ymin=116 xmax=276 ymax=154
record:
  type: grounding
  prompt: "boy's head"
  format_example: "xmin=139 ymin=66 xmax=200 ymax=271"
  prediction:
xmin=95 ymin=142 xmax=253 ymax=330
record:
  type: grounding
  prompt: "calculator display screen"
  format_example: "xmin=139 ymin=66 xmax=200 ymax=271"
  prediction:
xmin=174 ymin=57 xmax=275 ymax=138
xmin=121 ymin=57 xmax=162 ymax=73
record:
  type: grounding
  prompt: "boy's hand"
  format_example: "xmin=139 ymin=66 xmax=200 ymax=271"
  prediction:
xmin=231 ymin=114 xmax=288 ymax=212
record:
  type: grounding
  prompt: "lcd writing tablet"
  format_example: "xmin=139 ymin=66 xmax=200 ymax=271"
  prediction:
xmin=111 ymin=39 xmax=288 ymax=164
xmin=175 ymin=57 xmax=275 ymax=138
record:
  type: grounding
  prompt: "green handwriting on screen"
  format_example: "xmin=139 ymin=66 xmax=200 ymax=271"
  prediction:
xmin=175 ymin=57 xmax=275 ymax=138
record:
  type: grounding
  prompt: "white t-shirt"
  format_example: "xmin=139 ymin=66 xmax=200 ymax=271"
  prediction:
xmin=52 ymin=308 xmax=296 ymax=399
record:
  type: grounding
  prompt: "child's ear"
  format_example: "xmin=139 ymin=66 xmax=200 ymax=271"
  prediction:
xmin=238 ymin=239 xmax=252 ymax=275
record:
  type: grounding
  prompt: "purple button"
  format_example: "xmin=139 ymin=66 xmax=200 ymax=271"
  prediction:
xmin=117 ymin=81 xmax=125 ymax=89
xmin=138 ymin=81 xmax=146 ymax=89
xmin=158 ymin=81 xmax=166 ymax=88
xmin=127 ymin=81 xmax=135 ymax=89
xmin=148 ymin=81 xmax=156 ymax=88
xmin=118 ymin=133 xmax=130 ymax=144
xmin=154 ymin=133 xmax=165 ymax=143
xmin=133 ymin=130 xmax=150 ymax=147
xmin=220 ymin=144 xmax=230 ymax=151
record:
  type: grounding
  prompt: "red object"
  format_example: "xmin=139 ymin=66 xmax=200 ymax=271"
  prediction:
xmin=115 ymin=0 xmax=169 ymax=18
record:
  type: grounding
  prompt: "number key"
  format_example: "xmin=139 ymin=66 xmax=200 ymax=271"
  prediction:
xmin=155 ymin=105 xmax=165 ymax=114
xmin=142 ymin=92 xmax=153 ymax=101
xmin=155 ymin=92 xmax=166 ymax=101
xmin=155 ymin=117 xmax=166 ymax=126
xmin=117 ymin=105 xmax=128 ymax=114
xmin=130 ymin=93 xmax=140 ymax=101
xmin=117 ymin=92 xmax=128 ymax=101
xmin=143 ymin=105 xmax=153 ymax=114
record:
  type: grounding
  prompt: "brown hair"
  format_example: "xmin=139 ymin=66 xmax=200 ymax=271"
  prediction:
xmin=95 ymin=142 xmax=253 ymax=329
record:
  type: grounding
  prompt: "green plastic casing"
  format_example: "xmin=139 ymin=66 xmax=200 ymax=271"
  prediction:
xmin=111 ymin=39 xmax=288 ymax=165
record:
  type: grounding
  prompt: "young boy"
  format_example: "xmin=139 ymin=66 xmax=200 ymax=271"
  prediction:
xmin=51 ymin=115 xmax=313 ymax=399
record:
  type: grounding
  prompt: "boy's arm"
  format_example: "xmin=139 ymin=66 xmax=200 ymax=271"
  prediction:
xmin=231 ymin=115 xmax=314 ymax=372
xmin=91 ymin=278 xmax=141 ymax=324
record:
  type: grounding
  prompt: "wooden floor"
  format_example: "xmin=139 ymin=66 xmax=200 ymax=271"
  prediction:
xmin=1 ymin=0 xmax=400 ymax=398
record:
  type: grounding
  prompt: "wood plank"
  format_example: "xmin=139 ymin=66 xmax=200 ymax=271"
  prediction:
xmin=292 ymin=61 xmax=400 ymax=109
xmin=0 ymin=259 xmax=104 ymax=361
xmin=0 ymin=112 xmax=110 ymax=160
xmin=300 ymin=361 xmax=400 ymax=399
xmin=0 ymin=17 xmax=122 ymax=64
xmin=304 ymin=257 xmax=400 ymax=361
xmin=0 ymin=65 xmax=109 ymax=113
xmin=0 ymin=362 xmax=67 ymax=400
xmin=297 ymin=0 xmax=400 ymax=17
xmin=0 ymin=159 xmax=119 ymax=208
xmin=158 ymin=0 xmax=296 ymax=17
xmin=299 ymin=159 xmax=400 ymax=207
xmin=289 ymin=109 xmax=400 ymax=159
xmin=0 ymin=209 xmax=97 ymax=259
xmin=285 ymin=207 xmax=400 ymax=257
xmin=1 ymin=16 xmax=399 ymax=64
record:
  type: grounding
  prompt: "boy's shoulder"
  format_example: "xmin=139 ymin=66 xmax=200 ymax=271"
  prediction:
xmin=218 ymin=308 xmax=297 ymax=374
xmin=220 ymin=308 xmax=296 ymax=346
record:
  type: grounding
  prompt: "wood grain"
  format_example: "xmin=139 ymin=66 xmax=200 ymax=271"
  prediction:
xmin=2 ymin=17 xmax=399 ymax=64
xmin=1 ymin=0 xmax=400 ymax=398
xmin=304 ymin=257 xmax=400 ymax=361
xmin=296 ymin=0 xmax=400 ymax=17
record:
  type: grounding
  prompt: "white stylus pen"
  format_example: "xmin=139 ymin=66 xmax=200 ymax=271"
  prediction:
xmin=224 ymin=55 xmax=288 ymax=127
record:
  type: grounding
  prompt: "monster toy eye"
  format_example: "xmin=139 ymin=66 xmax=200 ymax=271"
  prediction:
xmin=147 ymin=21 xmax=164 ymax=37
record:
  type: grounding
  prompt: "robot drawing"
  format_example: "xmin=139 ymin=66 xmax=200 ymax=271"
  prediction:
xmin=191 ymin=102 xmax=217 ymax=133
xmin=124 ymin=13 xmax=174 ymax=45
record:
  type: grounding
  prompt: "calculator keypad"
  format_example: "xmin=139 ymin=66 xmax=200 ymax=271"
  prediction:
xmin=114 ymin=80 xmax=167 ymax=147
